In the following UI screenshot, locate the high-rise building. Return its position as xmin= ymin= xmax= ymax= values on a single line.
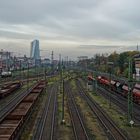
xmin=30 ymin=40 xmax=40 ymax=60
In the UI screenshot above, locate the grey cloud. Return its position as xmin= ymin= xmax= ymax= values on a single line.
xmin=79 ymin=45 xmax=124 ymax=50
xmin=0 ymin=0 xmax=139 ymax=41
xmin=77 ymin=45 xmax=138 ymax=58
xmin=0 ymin=0 xmax=101 ymax=24
xmin=0 ymin=0 xmax=140 ymax=59
xmin=0 ymin=30 xmax=34 ymax=40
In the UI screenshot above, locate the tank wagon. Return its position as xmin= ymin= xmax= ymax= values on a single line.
xmin=97 ymin=76 xmax=140 ymax=104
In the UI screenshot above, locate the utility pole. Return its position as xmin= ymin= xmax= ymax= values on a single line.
xmin=37 ymin=64 xmax=39 ymax=81
xmin=51 ymin=51 xmax=54 ymax=74
xmin=62 ymin=77 xmax=65 ymax=124
xmin=59 ymin=54 xmax=62 ymax=82
xmin=13 ymin=57 xmax=16 ymax=80
xmin=20 ymin=60 xmax=22 ymax=82
xmin=128 ymin=58 xmax=134 ymax=125
xmin=60 ymin=55 xmax=65 ymax=124
xmin=35 ymin=62 xmax=37 ymax=81
xmin=67 ymin=56 xmax=68 ymax=67
xmin=137 ymin=43 xmax=139 ymax=51
xmin=44 ymin=63 xmax=47 ymax=89
xmin=44 ymin=65 xmax=47 ymax=83
xmin=27 ymin=60 xmax=29 ymax=91
xmin=107 ymin=62 xmax=114 ymax=108
xmin=94 ymin=68 xmax=97 ymax=93
xmin=109 ymin=68 xmax=112 ymax=108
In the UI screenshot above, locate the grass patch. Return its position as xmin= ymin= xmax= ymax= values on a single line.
xmin=57 ymin=90 xmax=74 ymax=140
xmin=70 ymin=79 xmax=77 ymax=90
xmin=75 ymin=95 xmax=108 ymax=140
xmin=89 ymin=91 xmax=140 ymax=140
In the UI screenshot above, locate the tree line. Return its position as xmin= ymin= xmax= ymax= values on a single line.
xmin=78 ymin=51 xmax=139 ymax=77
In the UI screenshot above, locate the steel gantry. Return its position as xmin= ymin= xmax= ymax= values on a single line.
xmin=128 ymin=58 xmax=134 ymax=126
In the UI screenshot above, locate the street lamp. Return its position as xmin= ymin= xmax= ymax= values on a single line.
xmin=107 ymin=61 xmax=114 ymax=108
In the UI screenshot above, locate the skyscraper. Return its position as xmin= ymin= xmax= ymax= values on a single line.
xmin=30 ymin=40 xmax=40 ymax=60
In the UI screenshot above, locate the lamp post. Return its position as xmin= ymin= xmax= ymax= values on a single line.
xmin=107 ymin=61 xmax=114 ymax=108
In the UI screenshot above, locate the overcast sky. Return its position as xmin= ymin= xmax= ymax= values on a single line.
xmin=0 ymin=0 xmax=140 ymax=59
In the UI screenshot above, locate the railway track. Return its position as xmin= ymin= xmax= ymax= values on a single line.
xmin=0 ymin=82 xmax=22 ymax=100
xmin=0 ymin=80 xmax=45 ymax=139
xmin=0 ymin=73 xmax=58 ymax=86
xmin=76 ymin=79 xmax=128 ymax=140
xmin=65 ymin=81 xmax=90 ymax=140
xmin=0 ymin=82 xmax=38 ymax=122
xmin=81 ymin=77 xmax=140 ymax=123
xmin=32 ymin=84 xmax=58 ymax=140
xmin=97 ymin=84 xmax=140 ymax=123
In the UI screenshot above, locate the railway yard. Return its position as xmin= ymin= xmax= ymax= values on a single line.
xmin=0 ymin=71 xmax=140 ymax=140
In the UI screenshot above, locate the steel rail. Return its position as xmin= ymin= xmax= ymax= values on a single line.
xmin=0 ymin=82 xmax=38 ymax=122
xmin=76 ymin=79 xmax=128 ymax=140
xmin=33 ymin=84 xmax=58 ymax=140
xmin=65 ymin=81 xmax=90 ymax=140
xmin=97 ymin=86 xmax=140 ymax=123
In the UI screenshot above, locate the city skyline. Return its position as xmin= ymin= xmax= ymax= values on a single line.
xmin=0 ymin=0 xmax=140 ymax=59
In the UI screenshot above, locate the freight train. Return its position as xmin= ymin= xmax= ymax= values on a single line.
xmin=0 ymin=80 xmax=45 ymax=139
xmin=0 ymin=81 xmax=22 ymax=99
xmin=97 ymin=76 xmax=140 ymax=104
